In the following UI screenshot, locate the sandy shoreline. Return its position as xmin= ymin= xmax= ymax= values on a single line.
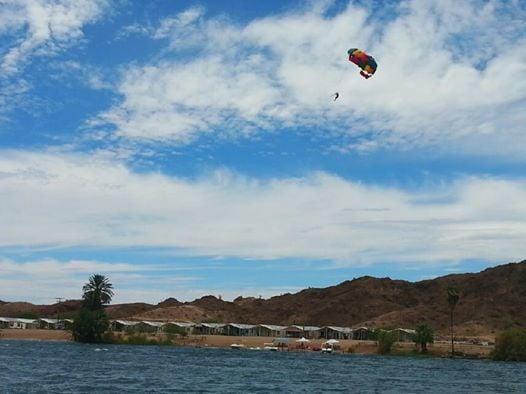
xmin=177 ymin=335 xmax=492 ymax=357
xmin=0 ymin=329 xmax=72 ymax=341
xmin=0 ymin=329 xmax=493 ymax=358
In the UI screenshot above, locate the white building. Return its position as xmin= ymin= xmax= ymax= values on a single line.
xmin=164 ymin=322 xmax=195 ymax=334
xmin=0 ymin=317 xmax=39 ymax=329
xmin=225 ymin=323 xmax=258 ymax=336
xmin=322 ymin=326 xmax=353 ymax=340
xmin=39 ymin=318 xmax=64 ymax=330
xmin=257 ymin=324 xmax=286 ymax=337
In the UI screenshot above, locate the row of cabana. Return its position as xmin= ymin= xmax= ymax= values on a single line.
xmin=109 ymin=320 xmax=417 ymax=342
xmin=0 ymin=317 xmax=73 ymax=330
xmin=0 ymin=316 xmax=417 ymax=342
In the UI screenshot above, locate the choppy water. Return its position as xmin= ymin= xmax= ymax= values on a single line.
xmin=1 ymin=340 xmax=525 ymax=393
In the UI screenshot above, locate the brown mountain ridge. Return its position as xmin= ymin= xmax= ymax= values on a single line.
xmin=1 ymin=260 xmax=525 ymax=336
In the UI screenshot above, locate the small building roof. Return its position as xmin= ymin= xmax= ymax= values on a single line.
xmin=353 ymin=326 xmax=371 ymax=332
xmin=324 ymin=326 xmax=353 ymax=334
xmin=284 ymin=326 xmax=301 ymax=330
xmin=227 ymin=323 xmax=256 ymax=330
xmin=112 ymin=320 xmax=139 ymax=326
xmin=259 ymin=324 xmax=286 ymax=331
xmin=39 ymin=318 xmax=60 ymax=324
xmin=291 ymin=325 xmax=320 ymax=331
xmin=392 ymin=328 xmax=416 ymax=334
xmin=167 ymin=322 xmax=195 ymax=328
xmin=198 ymin=323 xmax=225 ymax=329
xmin=15 ymin=318 xmax=38 ymax=324
xmin=141 ymin=321 xmax=165 ymax=327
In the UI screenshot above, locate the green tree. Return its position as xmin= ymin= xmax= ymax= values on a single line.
xmin=414 ymin=324 xmax=434 ymax=353
xmin=72 ymin=308 xmax=109 ymax=343
xmin=82 ymin=274 xmax=114 ymax=310
xmin=447 ymin=285 xmax=460 ymax=357
xmin=377 ymin=330 xmax=395 ymax=355
xmin=73 ymin=274 xmax=114 ymax=343
xmin=491 ymin=328 xmax=526 ymax=362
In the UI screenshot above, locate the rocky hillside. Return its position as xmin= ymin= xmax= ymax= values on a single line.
xmin=1 ymin=260 xmax=525 ymax=335
xmin=164 ymin=261 xmax=524 ymax=335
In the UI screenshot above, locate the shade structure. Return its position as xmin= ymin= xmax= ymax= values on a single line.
xmin=324 ymin=339 xmax=340 ymax=345
xmin=296 ymin=337 xmax=310 ymax=343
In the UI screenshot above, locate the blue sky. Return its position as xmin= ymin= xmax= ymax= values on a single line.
xmin=1 ymin=0 xmax=525 ymax=304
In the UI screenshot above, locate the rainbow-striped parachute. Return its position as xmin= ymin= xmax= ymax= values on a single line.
xmin=347 ymin=48 xmax=377 ymax=79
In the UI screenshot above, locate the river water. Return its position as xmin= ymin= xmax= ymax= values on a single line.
xmin=1 ymin=340 xmax=525 ymax=393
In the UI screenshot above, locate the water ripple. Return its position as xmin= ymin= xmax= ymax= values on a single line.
xmin=0 ymin=340 xmax=525 ymax=393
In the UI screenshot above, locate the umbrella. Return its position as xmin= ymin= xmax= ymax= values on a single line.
xmin=324 ymin=339 xmax=340 ymax=345
xmin=296 ymin=337 xmax=310 ymax=343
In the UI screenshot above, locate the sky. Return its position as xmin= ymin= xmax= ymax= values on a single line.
xmin=0 ymin=0 xmax=525 ymax=304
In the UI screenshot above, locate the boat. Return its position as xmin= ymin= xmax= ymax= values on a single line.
xmin=230 ymin=343 xmax=245 ymax=349
xmin=321 ymin=347 xmax=333 ymax=353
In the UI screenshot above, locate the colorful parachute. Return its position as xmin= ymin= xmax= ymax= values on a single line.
xmin=347 ymin=48 xmax=377 ymax=79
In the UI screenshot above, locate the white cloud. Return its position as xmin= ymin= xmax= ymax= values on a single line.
xmin=153 ymin=6 xmax=205 ymax=42
xmin=50 ymin=60 xmax=113 ymax=90
xmin=1 ymin=150 xmax=525 ymax=266
xmin=0 ymin=0 xmax=109 ymax=119
xmin=115 ymin=6 xmax=205 ymax=44
xmin=97 ymin=0 xmax=526 ymax=157
xmin=0 ymin=0 xmax=108 ymax=75
xmin=0 ymin=78 xmax=31 ymax=119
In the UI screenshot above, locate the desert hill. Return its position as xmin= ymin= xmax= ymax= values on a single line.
xmin=1 ymin=260 xmax=525 ymax=335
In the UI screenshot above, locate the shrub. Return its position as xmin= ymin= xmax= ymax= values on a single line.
xmin=491 ymin=328 xmax=526 ymax=362
xmin=414 ymin=324 xmax=434 ymax=353
xmin=369 ymin=329 xmax=379 ymax=341
xmin=377 ymin=330 xmax=396 ymax=355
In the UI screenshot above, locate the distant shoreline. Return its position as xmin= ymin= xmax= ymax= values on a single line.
xmin=0 ymin=329 xmax=492 ymax=359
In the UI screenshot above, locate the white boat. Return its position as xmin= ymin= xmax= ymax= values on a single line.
xmin=263 ymin=346 xmax=279 ymax=351
xmin=321 ymin=347 xmax=333 ymax=353
xmin=230 ymin=343 xmax=245 ymax=349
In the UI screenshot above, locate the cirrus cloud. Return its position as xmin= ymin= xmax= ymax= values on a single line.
xmin=0 ymin=0 xmax=109 ymax=75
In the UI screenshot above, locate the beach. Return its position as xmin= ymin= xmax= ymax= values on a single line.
xmin=0 ymin=329 xmax=72 ymax=341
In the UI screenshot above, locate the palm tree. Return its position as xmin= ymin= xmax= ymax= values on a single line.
xmin=447 ymin=286 xmax=460 ymax=357
xmin=82 ymin=274 xmax=114 ymax=310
